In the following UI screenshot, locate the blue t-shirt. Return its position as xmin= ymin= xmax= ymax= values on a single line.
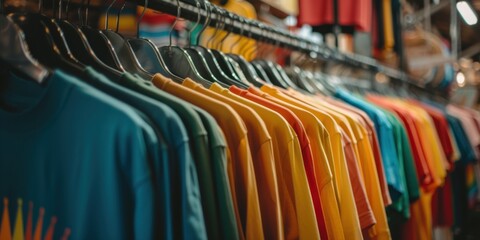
xmin=335 ymin=89 xmax=403 ymax=201
xmin=0 ymin=70 xmax=158 ymax=239
xmin=82 ymin=68 xmax=207 ymax=240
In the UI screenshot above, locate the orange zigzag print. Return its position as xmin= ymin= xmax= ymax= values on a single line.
xmin=0 ymin=198 xmax=71 ymax=240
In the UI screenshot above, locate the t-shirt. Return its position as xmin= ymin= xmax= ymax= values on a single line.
xmin=118 ymin=74 xmax=229 ymax=240
xmin=325 ymin=98 xmax=392 ymax=206
xmin=225 ymin=85 xmax=319 ymax=240
xmin=242 ymin=86 xmax=327 ymax=239
xmin=182 ymin=80 xmax=281 ymax=240
xmin=259 ymin=85 xmax=346 ymax=240
xmin=298 ymin=0 xmax=372 ymax=32
xmin=193 ymin=107 xmax=239 ymax=240
xmin=286 ymin=90 xmax=364 ymax=238
xmin=151 ymin=75 xmax=263 ymax=240
xmin=335 ymin=89 xmax=403 ymax=201
xmin=82 ymin=68 xmax=207 ymax=240
xmin=312 ymin=98 xmax=378 ymax=230
xmin=365 ymin=96 xmax=433 ymax=189
xmin=0 ymin=70 xmax=158 ymax=240
xmin=204 ymin=82 xmax=283 ymax=240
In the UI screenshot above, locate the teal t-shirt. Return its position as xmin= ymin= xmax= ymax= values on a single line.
xmin=335 ymin=89 xmax=403 ymax=201
xmin=81 ymin=68 xmax=207 ymax=240
xmin=0 ymin=70 xmax=158 ymax=239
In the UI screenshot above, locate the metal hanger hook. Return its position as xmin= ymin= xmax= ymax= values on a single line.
xmin=137 ymin=0 xmax=147 ymax=38
xmin=229 ymin=15 xmax=244 ymax=53
xmin=205 ymin=5 xmax=221 ymax=49
xmin=187 ymin=0 xmax=201 ymax=47
xmin=196 ymin=1 xmax=211 ymax=46
xmin=105 ymin=0 xmax=118 ymax=30
xmin=217 ymin=10 xmax=232 ymax=50
xmin=116 ymin=0 xmax=126 ymax=33
xmin=168 ymin=0 xmax=182 ymax=50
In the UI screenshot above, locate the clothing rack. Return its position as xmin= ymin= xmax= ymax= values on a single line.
xmin=133 ymin=0 xmax=448 ymax=99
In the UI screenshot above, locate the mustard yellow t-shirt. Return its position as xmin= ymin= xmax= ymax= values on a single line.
xmin=257 ymin=86 xmax=345 ymax=240
xmin=210 ymin=84 xmax=320 ymax=239
xmin=151 ymin=75 xmax=263 ymax=240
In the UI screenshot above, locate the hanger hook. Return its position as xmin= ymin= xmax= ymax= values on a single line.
xmin=187 ymin=0 xmax=201 ymax=47
xmin=229 ymin=15 xmax=243 ymax=53
xmin=85 ymin=0 xmax=91 ymax=26
xmin=196 ymin=1 xmax=211 ymax=46
xmin=105 ymin=0 xmax=117 ymax=30
xmin=239 ymin=19 xmax=254 ymax=58
xmin=78 ymin=0 xmax=85 ymax=26
xmin=246 ymin=22 xmax=262 ymax=60
xmin=205 ymin=5 xmax=221 ymax=49
xmin=137 ymin=0 xmax=147 ymax=38
xmin=116 ymin=0 xmax=126 ymax=33
xmin=66 ymin=0 xmax=72 ymax=20
xmin=168 ymin=0 xmax=181 ymax=50
xmin=217 ymin=10 xmax=232 ymax=50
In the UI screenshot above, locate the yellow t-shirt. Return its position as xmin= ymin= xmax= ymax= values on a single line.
xmin=258 ymin=86 xmax=345 ymax=240
xmin=151 ymin=75 xmax=263 ymax=240
xmin=267 ymin=87 xmax=362 ymax=240
xmin=209 ymin=84 xmax=320 ymax=239
xmin=181 ymin=79 xmax=280 ymax=239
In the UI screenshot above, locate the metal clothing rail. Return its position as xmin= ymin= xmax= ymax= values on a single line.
xmin=134 ymin=0 xmax=445 ymax=96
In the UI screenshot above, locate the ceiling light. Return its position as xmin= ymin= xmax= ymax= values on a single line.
xmin=456 ymin=1 xmax=478 ymax=25
xmin=456 ymin=72 xmax=466 ymax=87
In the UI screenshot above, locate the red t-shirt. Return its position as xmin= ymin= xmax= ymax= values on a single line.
xmin=297 ymin=0 xmax=372 ymax=32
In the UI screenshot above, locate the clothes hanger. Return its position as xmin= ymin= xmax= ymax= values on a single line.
xmin=226 ymin=18 xmax=265 ymax=87
xmin=38 ymin=0 xmax=82 ymax=67
xmin=156 ymin=0 xmax=213 ymax=87
xmin=102 ymin=0 xmax=152 ymax=79
xmin=0 ymin=15 xmax=50 ymax=83
xmin=79 ymin=0 xmax=124 ymax=71
xmin=124 ymin=0 xmax=181 ymax=80
xmin=191 ymin=2 xmax=248 ymax=88
xmin=218 ymin=15 xmax=250 ymax=84
xmin=182 ymin=0 xmax=228 ymax=87
xmin=213 ymin=13 xmax=250 ymax=85
xmin=208 ymin=9 xmax=243 ymax=82
xmin=56 ymin=0 xmax=121 ymax=79
xmin=9 ymin=0 xmax=84 ymax=76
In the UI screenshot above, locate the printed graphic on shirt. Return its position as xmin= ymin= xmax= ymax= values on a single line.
xmin=0 ymin=198 xmax=71 ymax=240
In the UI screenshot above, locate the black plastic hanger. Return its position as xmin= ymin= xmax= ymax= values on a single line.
xmin=9 ymin=9 xmax=84 ymax=76
xmin=0 ymin=15 xmax=50 ymax=83
xmin=182 ymin=0 xmax=227 ymax=87
xmin=190 ymin=3 xmax=248 ymax=88
xmin=156 ymin=0 xmax=212 ymax=87
xmin=253 ymin=60 xmax=290 ymax=89
xmin=285 ymin=67 xmax=316 ymax=94
xmin=102 ymin=0 xmax=151 ymax=79
xmin=208 ymin=9 xmax=242 ymax=82
xmin=56 ymin=0 xmax=121 ymax=79
xmin=273 ymin=62 xmax=301 ymax=89
xmin=79 ymin=0 xmax=124 ymax=71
